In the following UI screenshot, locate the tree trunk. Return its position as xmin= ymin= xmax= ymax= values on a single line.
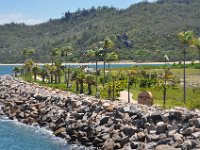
xmin=103 ymin=59 xmax=106 ymax=87
xmin=67 ymin=66 xmax=70 ymax=88
xmin=34 ymin=73 xmax=37 ymax=80
xmin=76 ymin=82 xmax=79 ymax=93
xmin=128 ymin=79 xmax=130 ymax=103
xmin=50 ymin=73 xmax=53 ymax=83
xmin=42 ymin=75 xmax=45 ymax=83
xmin=199 ymin=49 xmax=200 ymax=64
xmin=58 ymin=72 xmax=61 ymax=84
xmin=88 ymin=84 xmax=92 ymax=95
xmin=80 ymin=82 xmax=84 ymax=94
xmin=15 ymin=72 xmax=17 ymax=77
xmin=112 ymin=77 xmax=115 ymax=101
xmin=95 ymin=60 xmax=98 ymax=95
xmin=55 ymin=74 xmax=58 ymax=84
xmin=64 ymin=69 xmax=67 ymax=84
xmin=108 ymin=62 xmax=111 ymax=77
xmin=108 ymin=84 xmax=111 ymax=99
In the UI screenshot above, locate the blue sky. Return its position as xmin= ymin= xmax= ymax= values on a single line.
xmin=0 ymin=0 xmax=156 ymax=25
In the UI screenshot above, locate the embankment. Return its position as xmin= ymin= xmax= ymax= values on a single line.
xmin=0 ymin=75 xmax=200 ymax=150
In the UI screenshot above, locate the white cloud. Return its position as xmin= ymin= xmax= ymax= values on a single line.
xmin=0 ymin=12 xmax=44 ymax=25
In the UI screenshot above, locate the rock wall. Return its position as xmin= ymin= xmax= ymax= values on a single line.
xmin=1 ymin=75 xmax=200 ymax=150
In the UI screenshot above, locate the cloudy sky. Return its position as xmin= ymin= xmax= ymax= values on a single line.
xmin=0 ymin=0 xmax=156 ymax=25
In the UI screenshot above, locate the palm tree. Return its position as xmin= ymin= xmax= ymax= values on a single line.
xmin=84 ymin=74 xmax=96 ymax=95
xmin=191 ymin=37 xmax=200 ymax=64
xmin=77 ymin=72 xmax=85 ymax=94
xmin=72 ymin=70 xmax=79 ymax=93
xmin=40 ymin=68 xmax=49 ymax=83
xmin=49 ymin=65 xmax=57 ymax=83
xmin=22 ymin=48 xmax=35 ymax=74
xmin=13 ymin=66 xmax=20 ymax=77
xmin=71 ymin=69 xmax=84 ymax=93
xmin=111 ymin=73 xmax=117 ymax=101
xmin=106 ymin=52 xmax=118 ymax=99
xmin=32 ymin=64 xmax=40 ymax=80
xmin=49 ymin=48 xmax=61 ymax=83
xmin=177 ymin=31 xmax=194 ymax=104
xmin=54 ymin=61 xmax=62 ymax=84
xmin=24 ymin=59 xmax=35 ymax=74
xmin=43 ymin=64 xmax=51 ymax=83
xmin=87 ymin=48 xmax=102 ymax=96
xmin=19 ymin=66 xmax=25 ymax=75
xmin=61 ymin=46 xmax=73 ymax=87
xmin=106 ymin=52 xmax=118 ymax=75
xmin=51 ymin=48 xmax=61 ymax=65
xmin=101 ymin=38 xmax=115 ymax=87
xmin=22 ymin=48 xmax=35 ymax=61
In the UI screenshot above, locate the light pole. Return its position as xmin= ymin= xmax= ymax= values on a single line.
xmin=163 ymin=55 xmax=169 ymax=107
xmin=183 ymin=47 xmax=186 ymax=104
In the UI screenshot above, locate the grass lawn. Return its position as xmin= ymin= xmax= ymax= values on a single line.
xmin=20 ymin=66 xmax=200 ymax=110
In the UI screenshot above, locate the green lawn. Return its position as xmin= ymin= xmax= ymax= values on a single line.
xmin=20 ymin=67 xmax=200 ymax=110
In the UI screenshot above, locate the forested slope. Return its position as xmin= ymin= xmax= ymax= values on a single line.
xmin=0 ymin=0 xmax=200 ymax=63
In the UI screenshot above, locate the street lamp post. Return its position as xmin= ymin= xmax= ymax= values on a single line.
xmin=183 ymin=47 xmax=186 ymax=104
xmin=163 ymin=55 xmax=169 ymax=107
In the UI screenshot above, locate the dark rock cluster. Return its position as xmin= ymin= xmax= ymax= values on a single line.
xmin=1 ymin=75 xmax=200 ymax=150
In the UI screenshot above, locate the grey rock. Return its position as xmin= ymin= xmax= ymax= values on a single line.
xmin=172 ymin=133 xmax=183 ymax=143
xmin=74 ymin=113 xmax=84 ymax=120
xmin=113 ymin=143 xmax=121 ymax=149
xmin=156 ymin=121 xmax=167 ymax=133
xmin=122 ymin=126 xmax=137 ymax=137
xmin=111 ymin=133 xmax=122 ymax=142
xmin=123 ymin=106 xmax=130 ymax=113
xmin=181 ymin=140 xmax=193 ymax=150
xmin=183 ymin=126 xmax=194 ymax=135
xmin=120 ymin=136 xmax=129 ymax=147
xmin=155 ymin=144 xmax=181 ymax=150
xmin=99 ymin=116 xmax=109 ymax=125
xmin=192 ymin=131 xmax=200 ymax=138
xmin=137 ymin=132 xmax=146 ymax=142
xmin=103 ymin=139 xmax=115 ymax=150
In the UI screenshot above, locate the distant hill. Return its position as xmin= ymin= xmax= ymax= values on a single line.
xmin=0 ymin=0 xmax=200 ymax=63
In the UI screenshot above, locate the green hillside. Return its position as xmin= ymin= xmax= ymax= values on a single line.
xmin=0 ymin=0 xmax=200 ymax=63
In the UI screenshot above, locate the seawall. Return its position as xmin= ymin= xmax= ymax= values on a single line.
xmin=0 ymin=75 xmax=200 ymax=150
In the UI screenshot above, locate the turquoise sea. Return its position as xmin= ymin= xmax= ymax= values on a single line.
xmin=0 ymin=63 xmax=164 ymax=75
xmin=0 ymin=64 xmax=133 ymax=75
xmin=0 ymin=118 xmax=69 ymax=150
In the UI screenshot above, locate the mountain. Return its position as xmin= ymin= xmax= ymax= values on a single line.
xmin=0 ymin=0 xmax=200 ymax=63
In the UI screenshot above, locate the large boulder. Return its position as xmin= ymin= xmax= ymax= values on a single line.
xmin=138 ymin=91 xmax=153 ymax=106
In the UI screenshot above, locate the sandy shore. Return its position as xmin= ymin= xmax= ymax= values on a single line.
xmin=0 ymin=60 xmax=198 ymax=66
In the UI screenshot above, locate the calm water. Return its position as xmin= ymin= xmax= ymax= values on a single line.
xmin=0 ymin=118 xmax=69 ymax=150
xmin=0 ymin=63 xmax=164 ymax=75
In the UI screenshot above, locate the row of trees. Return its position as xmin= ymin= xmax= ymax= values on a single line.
xmin=13 ymin=37 xmax=120 ymax=99
xmin=13 ymin=31 xmax=199 ymax=105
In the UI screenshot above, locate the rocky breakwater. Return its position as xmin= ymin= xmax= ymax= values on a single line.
xmin=1 ymin=75 xmax=200 ymax=150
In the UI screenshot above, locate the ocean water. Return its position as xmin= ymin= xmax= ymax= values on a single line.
xmin=0 ymin=64 xmax=133 ymax=75
xmin=0 ymin=65 xmax=20 ymax=75
xmin=0 ymin=118 xmax=69 ymax=150
xmin=0 ymin=63 xmax=164 ymax=75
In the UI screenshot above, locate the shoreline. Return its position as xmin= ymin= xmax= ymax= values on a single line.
xmin=0 ymin=60 xmax=198 ymax=66
xmin=1 ymin=75 xmax=200 ymax=149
